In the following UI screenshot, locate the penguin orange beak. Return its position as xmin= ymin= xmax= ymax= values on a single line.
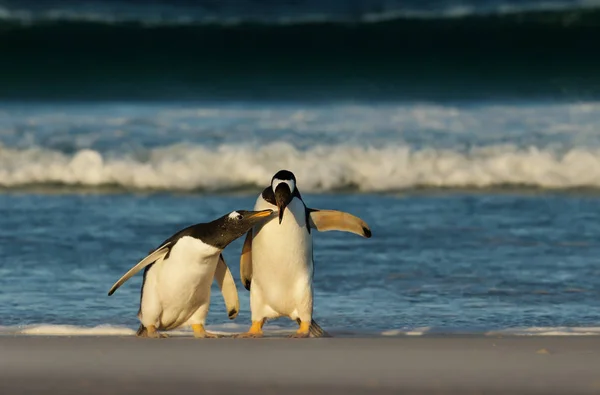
xmin=246 ymin=209 xmax=274 ymax=220
xmin=274 ymin=184 xmax=292 ymax=224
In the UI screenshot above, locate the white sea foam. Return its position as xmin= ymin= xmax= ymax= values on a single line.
xmin=2 ymin=101 xmax=600 ymax=192
xmin=381 ymin=327 xmax=600 ymax=336
xmin=382 ymin=327 xmax=600 ymax=337
xmin=486 ymin=327 xmax=600 ymax=336
xmin=2 ymin=143 xmax=600 ymax=192
xmin=381 ymin=327 xmax=432 ymax=336
xmin=2 ymin=324 xmax=600 ymax=337
xmin=0 ymin=323 xmax=291 ymax=337
xmin=0 ymin=324 xmax=137 ymax=336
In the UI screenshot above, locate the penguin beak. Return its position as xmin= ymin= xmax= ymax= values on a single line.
xmin=274 ymin=184 xmax=292 ymax=224
xmin=245 ymin=209 xmax=275 ymax=221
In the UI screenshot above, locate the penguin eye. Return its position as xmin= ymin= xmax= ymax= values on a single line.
xmin=236 ymin=214 xmax=243 ymax=220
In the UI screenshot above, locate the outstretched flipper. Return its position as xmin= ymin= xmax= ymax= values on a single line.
xmin=107 ymin=242 xmax=172 ymax=296
xmin=240 ymin=230 xmax=253 ymax=291
xmin=214 ymin=254 xmax=240 ymax=319
xmin=308 ymin=209 xmax=372 ymax=238
xmin=240 ymin=210 xmax=370 ymax=291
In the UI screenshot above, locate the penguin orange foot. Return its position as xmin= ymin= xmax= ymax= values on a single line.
xmin=236 ymin=320 xmax=265 ymax=338
xmin=137 ymin=325 xmax=169 ymax=339
xmin=192 ymin=324 xmax=221 ymax=338
xmin=288 ymin=320 xmax=311 ymax=338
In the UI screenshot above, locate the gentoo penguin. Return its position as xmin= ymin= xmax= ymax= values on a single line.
xmin=237 ymin=170 xmax=372 ymax=338
xmin=108 ymin=209 xmax=275 ymax=339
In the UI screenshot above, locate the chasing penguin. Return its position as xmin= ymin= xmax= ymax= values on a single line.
xmin=108 ymin=209 xmax=275 ymax=338
xmin=237 ymin=170 xmax=372 ymax=338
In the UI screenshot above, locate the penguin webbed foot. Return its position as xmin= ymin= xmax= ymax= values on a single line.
xmin=290 ymin=319 xmax=332 ymax=338
xmin=235 ymin=320 xmax=265 ymax=338
xmin=289 ymin=319 xmax=311 ymax=338
xmin=136 ymin=325 xmax=169 ymax=339
xmin=192 ymin=324 xmax=222 ymax=339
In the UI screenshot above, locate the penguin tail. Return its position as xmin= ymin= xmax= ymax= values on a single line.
xmin=136 ymin=324 xmax=147 ymax=337
xmin=309 ymin=319 xmax=332 ymax=338
xmin=295 ymin=318 xmax=331 ymax=338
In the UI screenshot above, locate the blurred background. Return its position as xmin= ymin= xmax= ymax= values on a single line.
xmin=0 ymin=0 xmax=599 ymax=335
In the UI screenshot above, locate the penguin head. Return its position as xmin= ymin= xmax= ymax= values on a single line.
xmin=210 ymin=209 xmax=275 ymax=249
xmin=271 ymin=170 xmax=297 ymax=224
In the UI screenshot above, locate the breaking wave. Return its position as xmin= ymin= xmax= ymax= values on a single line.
xmin=0 ymin=0 xmax=600 ymax=25
xmin=2 ymin=143 xmax=600 ymax=192
xmin=2 ymin=3 xmax=600 ymax=101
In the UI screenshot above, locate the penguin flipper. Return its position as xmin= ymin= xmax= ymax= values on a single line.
xmin=214 ymin=254 xmax=240 ymax=320
xmin=107 ymin=242 xmax=171 ymax=296
xmin=240 ymin=230 xmax=253 ymax=291
xmin=308 ymin=209 xmax=372 ymax=238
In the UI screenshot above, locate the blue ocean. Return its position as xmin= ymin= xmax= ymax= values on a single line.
xmin=1 ymin=0 xmax=600 ymax=337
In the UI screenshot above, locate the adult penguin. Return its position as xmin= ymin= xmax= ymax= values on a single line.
xmin=108 ymin=209 xmax=274 ymax=338
xmin=238 ymin=170 xmax=372 ymax=338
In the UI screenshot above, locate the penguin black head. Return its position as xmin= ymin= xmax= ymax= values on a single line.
xmin=207 ymin=209 xmax=275 ymax=249
xmin=271 ymin=170 xmax=297 ymax=224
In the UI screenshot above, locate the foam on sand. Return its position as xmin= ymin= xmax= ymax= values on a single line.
xmin=0 ymin=323 xmax=291 ymax=337
xmin=486 ymin=327 xmax=600 ymax=336
xmin=0 ymin=324 xmax=137 ymax=336
xmin=3 ymin=324 xmax=600 ymax=337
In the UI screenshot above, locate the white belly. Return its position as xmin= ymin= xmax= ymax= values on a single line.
xmin=140 ymin=236 xmax=220 ymax=330
xmin=251 ymin=196 xmax=313 ymax=318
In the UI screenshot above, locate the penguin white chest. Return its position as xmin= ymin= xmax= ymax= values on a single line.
xmin=252 ymin=197 xmax=313 ymax=317
xmin=143 ymin=236 xmax=221 ymax=329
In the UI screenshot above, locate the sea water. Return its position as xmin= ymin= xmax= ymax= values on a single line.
xmin=1 ymin=0 xmax=600 ymax=336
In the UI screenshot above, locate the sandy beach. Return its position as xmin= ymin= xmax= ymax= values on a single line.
xmin=1 ymin=335 xmax=599 ymax=395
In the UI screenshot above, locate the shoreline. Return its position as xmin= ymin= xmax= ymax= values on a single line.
xmin=3 ymin=323 xmax=600 ymax=337
xmin=1 ymin=336 xmax=599 ymax=394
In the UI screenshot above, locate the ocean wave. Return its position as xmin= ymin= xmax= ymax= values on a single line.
xmin=2 ymin=3 xmax=600 ymax=101
xmin=0 ymin=1 xmax=599 ymax=25
xmin=2 ymin=143 xmax=600 ymax=193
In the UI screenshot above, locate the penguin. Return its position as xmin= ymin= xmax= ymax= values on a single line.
xmin=107 ymin=209 xmax=275 ymax=339
xmin=237 ymin=170 xmax=372 ymax=338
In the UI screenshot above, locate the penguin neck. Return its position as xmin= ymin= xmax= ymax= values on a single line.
xmin=279 ymin=197 xmax=308 ymax=228
xmin=261 ymin=185 xmax=303 ymax=207
xmin=177 ymin=236 xmax=222 ymax=259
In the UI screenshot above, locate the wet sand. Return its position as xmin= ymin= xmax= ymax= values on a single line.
xmin=1 ymin=336 xmax=599 ymax=395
